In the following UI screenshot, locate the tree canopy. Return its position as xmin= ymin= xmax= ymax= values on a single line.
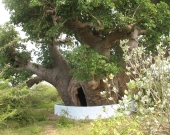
xmin=0 ymin=23 xmax=32 ymax=85
xmin=1 ymin=0 xmax=170 ymax=82
xmin=4 ymin=0 xmax=170 ymax=42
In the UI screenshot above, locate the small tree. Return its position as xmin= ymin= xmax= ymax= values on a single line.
xmin=90 ymin=44 xmax=170 ymax=135
xmin=121 ymin=44 xmax=170 ymax=134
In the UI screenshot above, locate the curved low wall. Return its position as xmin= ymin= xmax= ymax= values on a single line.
xmin=54 ymin=104 xmax=120 ymax=120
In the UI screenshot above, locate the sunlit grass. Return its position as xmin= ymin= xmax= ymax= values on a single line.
xmin=0 ymin=82 xmax=92 ymax=135
xmin=1 ymin=82 xmax=166 ymax=135
xmin=0 ymin=122 xmax=47 ymax=135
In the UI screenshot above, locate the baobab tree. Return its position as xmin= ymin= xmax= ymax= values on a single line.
xmin=0 ymin=0 xmax=170 ymax=106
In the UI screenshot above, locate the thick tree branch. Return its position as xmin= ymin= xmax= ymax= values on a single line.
xmin=6 ymin=49 xmax=31 ymax=70
xmin=138 ymin=29 xmax=147 ymax=35
xmin=64 ymin=17 xmax=112 ymax=57
xmin=72 ymin=16 xmax=94 ymax=29
xmin=39 ymin=38 xmax=71 ymax=44
xmin=88 ymin=13 xmax=104 ymax=30
xmin=127 ymin=27 xmax=139 ymax=49
xmin=54 ymin=38 xmax=71 ymax=44
xmin=24 ymin=56 xmax=73 ymax=105
xmin=106 ymin=18 xmax=146 ymax=45
xmin=43 ymin=1 xmax=60 ymax=26
xmin=106 ymin=30 xmax=127 ymax=44
xmin=17 ymin=38 xmax=71 ymax=85
xmin=125 ymin=18 xmax=144 ymax=33
xmin=78 ymin=22 xmax=94 ymax=28
xmin=48 ymin=38 xmax=71 ymax=70
xmin=68 ymin=17 xmax=104 ymax=47
xmin=26 ymin=76 xmax=44 ymax=87
xmin=24 ymin=62 xmax=53 ymax=78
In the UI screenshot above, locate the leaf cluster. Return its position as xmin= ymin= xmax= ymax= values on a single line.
xmin=121 ymin=44 xmax=170 ymax=134
xmin=0 ymin=23 xmax=32 ymax=84
xmin=66 ymin=45 xmax=121 ymax=81
xmin=0 ymin=80 xmax=34 ymax=125
xmin=0 ymin=80 xmax=60 ymax=127
xmin=1 ymin=0 xmax=170 ymax=84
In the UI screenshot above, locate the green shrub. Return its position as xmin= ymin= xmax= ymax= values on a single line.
xmin=91 ymin=114 xmax=144 ymax=135
xmin=121 ymin=44 xmax=170 ymax=134
xmin=91 ymin=44 xmax=170 ymax=135
xmin=55 ymin=116 xmax=75 ymax=128
xmin=30 ymin=83 xmax=62 ymax=108
xmin=0 ymin=81 xmax=36 ymax=126
xmin=66 ymin=45 xmax=121 ymax=81
xmin=0 ymin=80 xmax=60 ymax=127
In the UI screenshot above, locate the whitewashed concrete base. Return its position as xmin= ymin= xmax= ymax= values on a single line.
xmin=54 ymin=104 xmax=120 ymax=120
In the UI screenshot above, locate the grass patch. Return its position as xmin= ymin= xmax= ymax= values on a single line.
xmin=0 ymin=122 xmax=47 ymax=135
xmin=0 ymin=81 xmax=159 ymax=135
xmin=55 ymin=117 xmax=93 ymax=135
xmin=0 ymin=82 xmax=93 ymax=135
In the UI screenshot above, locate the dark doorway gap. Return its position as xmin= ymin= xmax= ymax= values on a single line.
xmin=77 ymin=87 xmax=87 ymax=106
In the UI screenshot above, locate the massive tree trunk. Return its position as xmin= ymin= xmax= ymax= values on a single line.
xmin=24 ymin=36 xmax=130 ymax=106
xmin=26 ymin=65 xmax=129 ymax=106
xmin=67 ymin=72 xmax=129 ymax=106
xmin=3 ymin=0 xmax=169 ymax=107
xmin=14 ymin=16 xmax=146 ymax=106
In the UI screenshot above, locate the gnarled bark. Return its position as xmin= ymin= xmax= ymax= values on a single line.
xmin=9 ymin=13 xmax=147 ymax=106
xmin=23 ymin=25 xmax=145 ymax=106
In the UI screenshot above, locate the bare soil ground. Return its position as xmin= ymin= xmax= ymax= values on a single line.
xmin=41 ymin=114 xmax=59 ymax=135
xmin=41 ymin=123 xmax=58 ymax=135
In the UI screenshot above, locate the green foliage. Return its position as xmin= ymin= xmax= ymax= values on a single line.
xmin=120 ymin=44 xmax=170 ymax=134
xmin=3 ymin=0 xmax=170 ymax=47
xmin=31 ymin=83 xmax=62 ymax=106
xmin=35 ymin=43 xmax=55 ymax=68
xmin=0 ymin=81 xmax=35 ymax=126
xmin=29 ymin=0 xmax=43 ymax=7
xmin=0 ymin=80 xmax=93 ymax=135
xmin=91 ymin=44 xmax=170 ymax=135
xmin=0 ymin=80 xmax=60 ymax=127
xmin=0 ymin=0 xmax=170 ymax=91
xmin=55 ymin=116 xmax=75 ymax=128
xmin=91 ymin=115 xmax=144 ymax=135
xmin=66 ymin=45 xmax=121 ymax=81
xmin=0 ymin=23 xmax=32 ymax=84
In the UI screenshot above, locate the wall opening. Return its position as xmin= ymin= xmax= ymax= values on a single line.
xmin=77 ymin=87 xmax=87 ymax=106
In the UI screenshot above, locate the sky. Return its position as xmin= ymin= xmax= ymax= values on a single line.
xmin=0 ymin=1 xmax=27 ymax=38
xmin=0 ymin=1 xmax=38 ymax=61
xmin=0 ymin=1 xmax=61 ymax=85
xmin=0 ymin=1 xmax=10 ymax=24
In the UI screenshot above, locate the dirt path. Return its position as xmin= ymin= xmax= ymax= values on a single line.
xmin=41 ymin=114 xmax=60 ymax=135
xmin=41 ymin=123 xmax=58 ymax=135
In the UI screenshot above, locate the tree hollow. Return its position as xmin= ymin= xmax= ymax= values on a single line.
xmin=77 ymin=87 xmax=87 ymax=106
